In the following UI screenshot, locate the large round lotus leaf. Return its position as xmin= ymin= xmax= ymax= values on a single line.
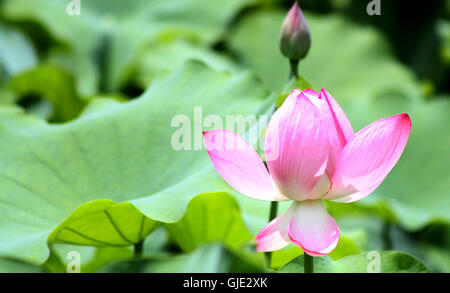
xmin=0 ymin=61 xmax=271 ymax=264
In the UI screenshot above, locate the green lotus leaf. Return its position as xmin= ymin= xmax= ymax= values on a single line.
xmin=1 ymin=0 xmax=253 ymax=93
xmin=43 ymin=227 xmax=169 ymax=273
xmin=0 ymin=257 xmax=46 ymax=273
xmin=134 ymin=40 xmax=241 ymax=88
xmin=43 ymin=245 xmax=133 ymax=273
xmin=100 ymin=244 xmax=267 ymax=273
xmin=48 ymin=200 xmax=159 ymax=247
xmin=165 ymin=193 xmax=253 ymax=252
xmin=279 ymin=251 xmax=429 ymax=273
xmin=0 ymin=61 xmax=270 ymax=264
xmin=0 ymin=23 xmax=37 ymax=77
xmin=5 ymin=65 xmax=86 ymax=122
xmin=270 ymin=234 xmax=361 ymax=270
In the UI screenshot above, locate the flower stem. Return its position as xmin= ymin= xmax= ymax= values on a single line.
xmin=304 ymin=253 xmax=314 ymax=273
xmin=382 ymin=221 xmax=393 ymax=250
xmin=134 ymin=240 xmax=144 ymax=257
xmin=289 ymin=59 xmax=299 ymax=80
xmin=269 ymin=201 xmax=279 ymax=222
xmin=265 ymin=201 xmax=279 ymax=267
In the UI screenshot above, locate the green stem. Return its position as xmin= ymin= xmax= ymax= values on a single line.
xmin=134 ymin=240 xmax=144 ymax=258
xmin=265 ymin=201 xmax=279 ymax=267
xmin=382 ymin=221 xmax=392 ymax=250
xmin=269 ymin=201 xmax=279 ymax=222
xmin=304 ymin=253 xmax=314 ymax=273
xmin=289 ymin=59 xmax=299 ymax=80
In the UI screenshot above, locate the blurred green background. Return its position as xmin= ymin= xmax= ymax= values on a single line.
xmin=0 ymin=0 xmax=448 ymax=273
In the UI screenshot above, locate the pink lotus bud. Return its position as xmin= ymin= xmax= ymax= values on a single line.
xmin=280 ymin=1 xmax=311 ymax=61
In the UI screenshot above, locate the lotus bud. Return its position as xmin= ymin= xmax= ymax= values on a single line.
xmin=280 ymin=1 xmax=311 ymax=61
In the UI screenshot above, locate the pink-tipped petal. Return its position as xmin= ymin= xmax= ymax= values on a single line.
xmin=287 ymin=201 xmax=340 ymax=256
xmin=265 ymin=90 xmax=330 ymax=201
xmin=203 ymin=129 xmax=288 ymax=201
xmin=255 ymin=204 xmax=297 ymax=252
xmin=319 ymin=89 xmax=354 ymax=177
xmin=319 ymin=89 xmax=354 ymax=144
xmin=302 ymin=88 xmax=319 ymax=99
xmin=326 ymin=113 xmax=412 ymax=202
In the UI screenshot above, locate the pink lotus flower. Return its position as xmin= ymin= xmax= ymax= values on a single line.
xmin=203 ymin=89 xmax=411 ymax=256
